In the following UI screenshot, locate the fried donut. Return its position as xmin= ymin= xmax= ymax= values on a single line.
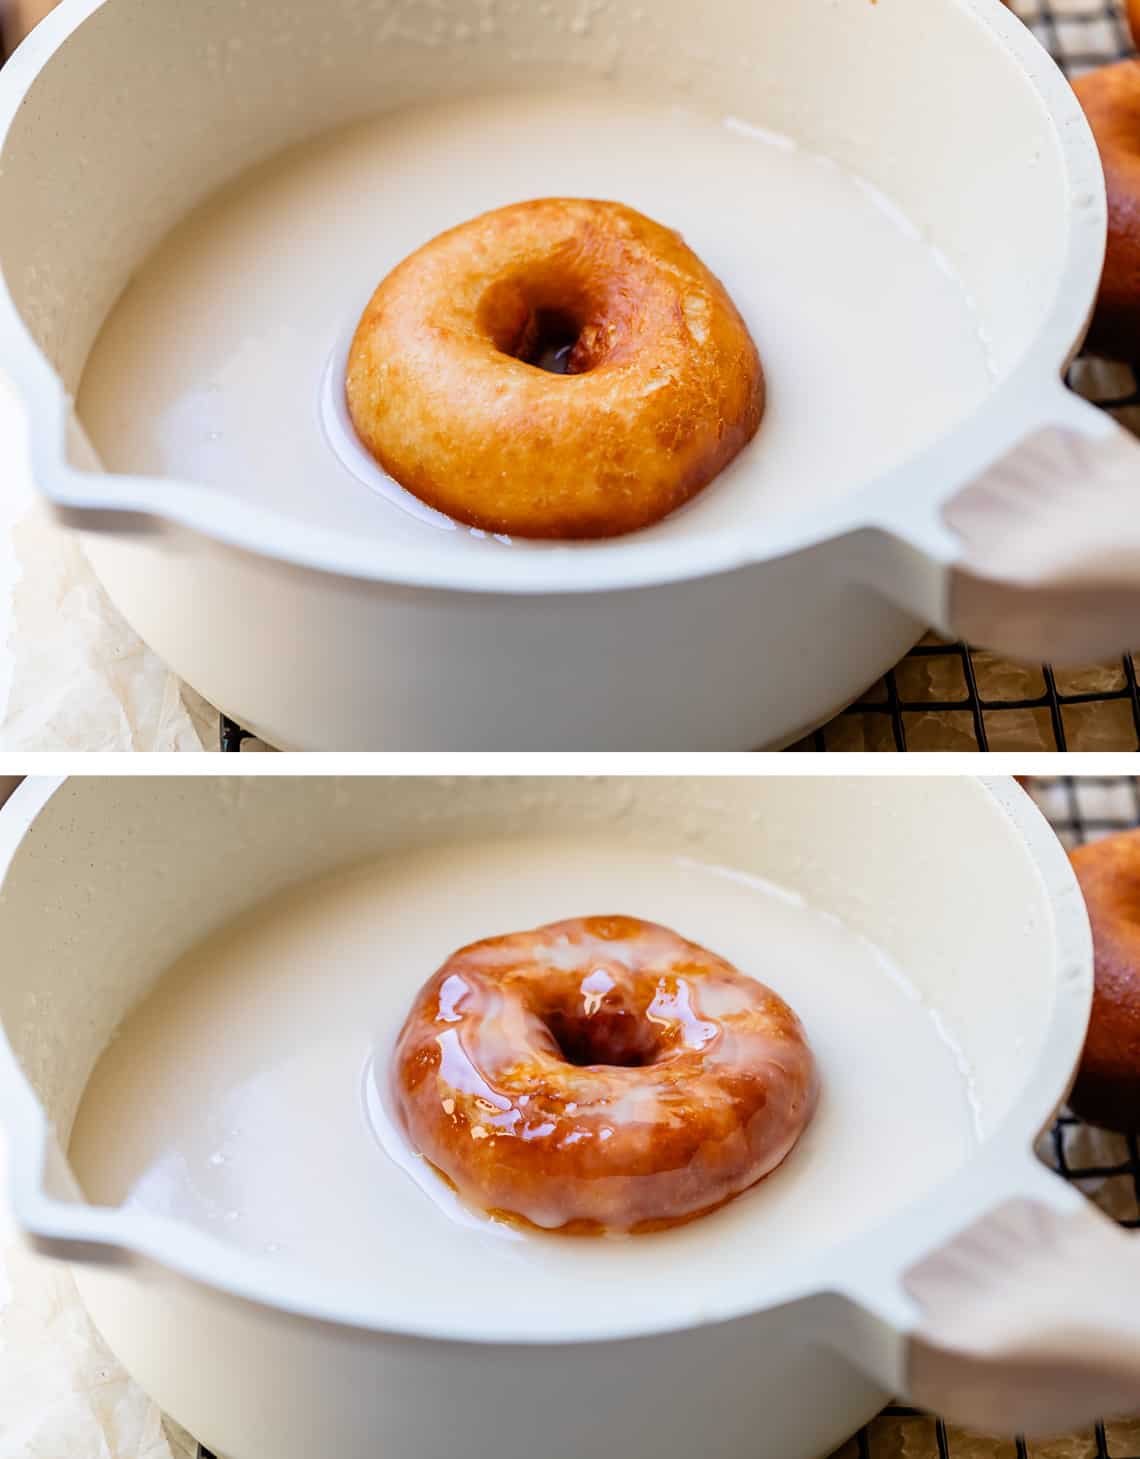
xmin=1069 ymin=830 xmax=1140 ymax=1132
xmin=392 ymin=915 xmax=818 ymax=1233
xmin=346 ymin=199 xmax=764 ymax=539
xmin=1073 ymin=63 xmax=1140 ymax=361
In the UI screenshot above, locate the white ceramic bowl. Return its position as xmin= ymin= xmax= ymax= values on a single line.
xmin=4 ymin=775 xmax=1135 ymax=1459
xmin=2 ymin=0 xmax=1139 ymax=748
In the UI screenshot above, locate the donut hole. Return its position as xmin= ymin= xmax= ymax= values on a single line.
xmin=520 ymin=308 xmax=582 ymax=375
xmin=543 ymin=1008 xmax=661 ymax=1068
xmin=477 ymin=277 xmax=603 ymax=376
xmin=500 ymin=303 xmax=589 ymax=376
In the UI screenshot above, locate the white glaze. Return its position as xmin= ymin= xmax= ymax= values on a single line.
xmin=70 ymin=836 xmax=978 ymax=1338
xmin=76 ymin=90 xmax=995 ymax=553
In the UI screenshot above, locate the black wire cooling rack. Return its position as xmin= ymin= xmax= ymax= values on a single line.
xmin=797 ymin=643 xmax=1140 ymax=754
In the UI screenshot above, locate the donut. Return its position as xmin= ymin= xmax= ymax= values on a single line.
xmin=1069 ymin=829 xmax=1140 ymax=1132
xmin=1128 ymin=0 xmax=1140 ymax=53
xmin=346 ymin=199 xmax=764 ymax=539
xmin=392 ymin=914 xmax=818 ymax=1233
xmin=1073 ymin=63 xmax=1140 ymax=362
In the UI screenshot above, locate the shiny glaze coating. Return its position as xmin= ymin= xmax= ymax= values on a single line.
xmin=1073 ymin=63 xmax=1140 ymax=362
xmin=345 ymin=199 xmax=764 ymax=539
xmin=392 ymin=915 xmax=818 ymax=1232
xmin=1069 ymin=831 xmax=1140 ymax=1132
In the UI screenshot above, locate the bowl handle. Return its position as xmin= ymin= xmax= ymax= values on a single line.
xmin=904 ymin=1185 xmax=1140 ymax=1434
xmin=831 ymin=1158 xmax=1140 ymax=1436
xmin=868 ymin=394 xmax=1140 ymax=664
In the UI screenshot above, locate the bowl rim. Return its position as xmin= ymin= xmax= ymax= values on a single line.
xmin=0 ymin=774 xmax=1094 ymax=1347
xmin=0 ymin=0 xmax=1108 ymax=595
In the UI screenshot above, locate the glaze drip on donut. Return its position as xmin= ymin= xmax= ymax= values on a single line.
xmin=392 ymin=915 xmax=818 ymax=1233
xmin=346 ymin=199 xmax=765 ymax=539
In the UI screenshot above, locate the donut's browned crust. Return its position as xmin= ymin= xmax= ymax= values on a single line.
xmin=346 ymin=199 xmax=765 ymax=539
xmin=1069 ymin=831 xmax=1140 ymax=1132
xmin=1073 ymin=63 xmax=1140 ymax=362
xmin=392 ymin=915 xmax=818 ymax=1233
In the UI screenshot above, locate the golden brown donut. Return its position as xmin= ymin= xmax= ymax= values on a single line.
xmin=1073 ymin=63 xmax=1140 ymax=361
xmin=392 ymin=915 xmax=818 ymax=1232
xmin=1069 ymin=830 xmax=1140 ymax=1131
xmin=1128 ymin=0 xmax=1140 ymax=54
xmin=346 ymin=199 xmax=764 ymax=539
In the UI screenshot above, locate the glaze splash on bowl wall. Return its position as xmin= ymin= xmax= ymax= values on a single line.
xmin=1 ymin=0 xmax=1136 ymax=748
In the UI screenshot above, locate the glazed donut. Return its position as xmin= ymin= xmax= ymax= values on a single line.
xmin=392 ymin=915 xmax=818 ymax=1233
xmin=1069 ymin=830 xmax=1140 ymax=1132
xmin=1073 ymin=63 xmax=1140 ymax=361
xmin=346 ymin=199 xmax=764 ymax=539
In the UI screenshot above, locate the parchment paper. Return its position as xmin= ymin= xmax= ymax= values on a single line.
xmin=0 ymin=376 xmax=212 ymax=752
xmin=0 ymin=1185 xmax=187 ymax=1459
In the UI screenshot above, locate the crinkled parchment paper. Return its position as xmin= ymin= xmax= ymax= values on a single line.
xmin=0 ymin=1171 xmax=189 ymax=1459
xmin=0 ymin=376 xmax=212 ymax=751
